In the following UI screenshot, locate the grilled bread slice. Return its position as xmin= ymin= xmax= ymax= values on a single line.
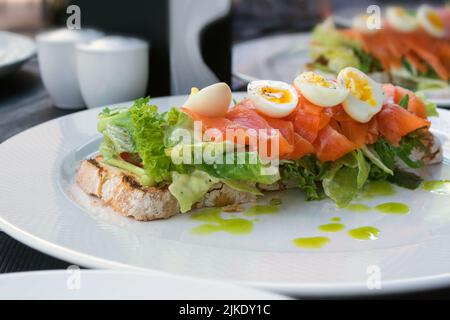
xmin=76 ymin=156 xmax=256 ymax=221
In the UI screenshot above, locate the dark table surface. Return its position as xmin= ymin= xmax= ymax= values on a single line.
xmin=2 ymin=58 xmax=450 ymax=299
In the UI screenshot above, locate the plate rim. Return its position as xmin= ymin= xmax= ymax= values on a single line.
xmin=0 ymin=270 xmax=288 ymax=300
xmin=3 ymin=212 xmax=450 ymax=297
xmin=0 ymin=31 xmax=36 ymax=70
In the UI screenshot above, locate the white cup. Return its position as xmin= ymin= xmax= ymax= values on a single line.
xmin=76 ymin=36 xmax=149 ymax=108
xmin=36 ymin=28 xmax=103 ymax=109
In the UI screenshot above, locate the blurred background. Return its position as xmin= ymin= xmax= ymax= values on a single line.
xmin=0 ymin=0 xmax=447 ymax=96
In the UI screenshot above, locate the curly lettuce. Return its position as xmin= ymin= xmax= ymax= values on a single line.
xmin=129 ymin=98 xmax=176 ymax=184
xmin=310 ymin=19 xmax=381 ymax=74
xmin=322 ymin=150 xmax=370 ymax=208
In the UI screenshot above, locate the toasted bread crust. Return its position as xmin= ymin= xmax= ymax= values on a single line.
xmin=76 ymin=157 xmax=256 ymax=221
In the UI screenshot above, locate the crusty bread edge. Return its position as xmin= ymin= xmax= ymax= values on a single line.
xmin=76 ymin=157 xmax=256 ymax=221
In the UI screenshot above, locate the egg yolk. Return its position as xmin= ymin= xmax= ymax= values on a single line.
xmin=302 ymin=72 xmax=333 ymax=88
xmin=393 ymin=6 xmax=407 ymax=17
xmin=342 ymin=71 xmax=377 ymax=107
xmin=427 ymin=11 xmax=443 ymax=31
xmin=260 ymin=87 xmax=292 ymax=104
xmin=190 ymin=87 xmax=200 ymax=95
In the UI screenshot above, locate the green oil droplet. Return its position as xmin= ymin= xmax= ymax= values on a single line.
xmin=422 ymin=180 xmax=450 ymax=195
xmin=362 ymin=181 xmax=396 ymax=198
xmin=330 ymin=217 xmax=341 ymax=222
xmin=244 ymin=205 xmax=279 ymax=216
xmin=191 ymin=208 xmax=253 ymax=235
xmin=375 ymin=202 xmax=409 ymax=215
xmin=348 ymin=226 xmax=380 ymax=240
xmin=292 ymin=237 xmax=330 ymax=249
xmin=347 ymin=203 xmax=371 ymax=212
xmin=318 ymin=223 xmax=345 ymax=233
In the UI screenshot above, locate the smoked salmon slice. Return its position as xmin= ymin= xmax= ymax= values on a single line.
xmin=293 ymin=97 xmax=332 ymax=143
xmin=226 ymin=103 xmax=294 ymax=157
xmin=285 ymin=133 xmax=315 ymax=160
xmin=383 ymin=84 xmax=428 ymax=118
xmin=264 ymin=117 xmax=295 ymax=145
xmin=339 ymin=120 xmax=368 ymax=148
xmin=343 ymin=27 xmax=450 ymax=81
xmin=313 ymin=125 xmax=356 ymax=162
xmin=376 ymin=104 xmax=430 ymax=145
xmin=182 ymin=86 xmax=431 ymax=163
xmin=365 ymin=116 xmax=379 ymax=145
xmin=181 ymin=107 xmax=231 ymax=133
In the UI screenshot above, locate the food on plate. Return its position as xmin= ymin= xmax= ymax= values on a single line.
xmin=293 ymin=72 xmax=348 ymax=107
xmin=308 ymin=5 xmax=450 ymax=91
xmin=76 ymin=156 xmax=255 ymax=221
xmin=183 ymin=82 xmax=232 ymax=117
xmin=247 ymin=80 xmax=298 ymax=117
xmin=76 ymin=68 xmax=441 ymax=221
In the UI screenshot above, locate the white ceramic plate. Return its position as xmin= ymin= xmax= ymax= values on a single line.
xmin=0 ymin=269 xmax=287 ymax=300
xmin=232 ymin=33 xmax=311 ymax=85
xmin=0 ymin=31 xmax=36 ymax=78
xmin=2 ymin=94 xmax=450 ymax=297
xmin=232 ymin=32 xmax=450 ymax=107
xmin=0 ymin=270 xmax=286 ymax=300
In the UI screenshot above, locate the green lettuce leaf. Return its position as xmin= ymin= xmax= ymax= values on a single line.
xmin=104 ymin=124 xmax=136 ymax=154
xmin=129 ymin=97 xmax=173 ymax=185
xmin=280 ymin=156 xmax=329 ymax=201
xmin=398 ymin=94 xmax=409 ymax=109
xmin=322 ymin=150 xmax=370 ymax=208
xmin=97 ymin=107 xmax=132 ymax=133
xmin=164 ymin=109 xmax=195 ymax=148
xmin=97 ymin=107 xmax=135 ymax=159
xmin=361 ymin=145 xmax=394 ymax=175
xmin=373 ymin=134 xmax=425 ymax=170
xmin=387 ymin=168 xmax=423 ymax=190
xmin=102 ymin=158 xmax=154 ymax=186
xmin=323 ymin=165 xmax=359 ymax=208
xmin=415 ymin=92 xmax=439 ymax=117
xmin=310 ymin=18 xmax=381 ymax=73
xmin=194 ymin=152 xmax=279 ymax=185
xmin=221 ymin=179 xmax=263 ymax=195
xmin=168 ymin=170 xmax=218 ymax=213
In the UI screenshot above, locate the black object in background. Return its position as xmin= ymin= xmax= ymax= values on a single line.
xmin=69 ymin=0 xmax=232 ymax=96
xmin=71 ymin=0 xmax=170 ymax=97
xmin=200 ymin=13 xmax=232 ymax=87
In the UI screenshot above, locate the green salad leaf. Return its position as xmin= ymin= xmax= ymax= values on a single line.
xmin=415 ymin=92 xmax=439 ymax=117
xmin=194 ymin=152 xmax=279 ymax=185
xmin=323 ymin=165 xmax=359 ymax=208
xmin=97 ymin=107 xmax=132 ymax=134
xmin=361 ymin=145 xmax=394 ymax=176
xmin=322 ymin=150 xmax=370 ymax=208
xmin=398 ymin=94 xmax=409 ymax=109
xmin=369 ymin=131 xmax=427 ymax=189
xmin=129 ymin=97 xmax=173 ymax=185
xmin=387 ymin=168 xmax=423 ymax=190
xmin=221 ymin=179 xmax=263 ymax=195
xmin=164 ymin=109 xmax=194 ymax=148
xmin=310 ymin=19 xmax=381 ymax=74
xmin=169 ymin=170 xmax=218 ymax=213
xmin=280 ymin=156 xmax=329 ymax=201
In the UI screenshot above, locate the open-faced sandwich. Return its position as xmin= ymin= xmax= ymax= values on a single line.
xmin=77 ymin=67 xmax=441 ymax=221
xmin=309 ymin=5 xmax=450 ymax=91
